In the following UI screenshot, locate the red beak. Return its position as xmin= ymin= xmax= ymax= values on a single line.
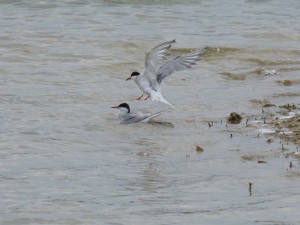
xmin=126 ymin=76 xmax=131 ymax=81
xmin=111 ymin=106 xmax=119 ymax=109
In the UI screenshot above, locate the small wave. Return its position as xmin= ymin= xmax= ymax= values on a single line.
xmin=102 ymin=0 xmax=199 ymax=5
xmin=276 ymin=79 xmax=300 ymax=86
xmin=219 ymin=72 xmax=246 ymax=80
xmin=201 ymin=47 xmax=245 ymax=57
xmin=243 ymin=32 xmax=300 ymax=41
xmin=273 ymin=92 xmax=300 ymax=98
xmin=246 ymin=58 xmax=300 ymax=66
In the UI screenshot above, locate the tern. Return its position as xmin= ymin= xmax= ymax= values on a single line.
xmin=126 ymin=39 xmax=207 ymax=107
xmin=111 ymin=103 xmax=167 ymax=124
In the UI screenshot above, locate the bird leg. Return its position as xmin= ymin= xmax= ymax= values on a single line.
xmin=144 ymin=95 xmax=150 ymax=100
xmin=136 ymin=94 xmax=144 ymax=100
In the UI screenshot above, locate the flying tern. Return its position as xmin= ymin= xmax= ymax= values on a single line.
xmin=126 ymin=39 xmax=207 ymax=107
xmin=111 ymin=103 xmax=167 ymax=124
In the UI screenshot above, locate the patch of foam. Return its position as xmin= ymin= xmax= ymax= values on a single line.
xmin=258 ymin=128 xmax=276 ymax=134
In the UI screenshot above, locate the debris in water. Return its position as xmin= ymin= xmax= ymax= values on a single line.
xmin=227 ymin=112 xmax=242 ymax=124
xmin=249 ymin=182 xmax=253 ymax=196
xmin=289 ymin=161 xmax=293 ymax=168
xmin=258 ymin=160 xmax=267 ymax=163
xmin=196 ymin=146 xmax=204 ymax=153
xmin=269 ymin=115 xmax=300 ymax=146
xmin=279 ymin=103 xmax=296 ymax=111
xmin=266 ymin=138 xmax=273 ymax=143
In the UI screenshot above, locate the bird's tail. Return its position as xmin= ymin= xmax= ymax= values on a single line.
xmin=150 ymin=91 xmax=174 ymax=108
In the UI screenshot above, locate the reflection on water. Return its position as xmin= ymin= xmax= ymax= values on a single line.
xmin=1 ymin=0 xmax=300 ymax=224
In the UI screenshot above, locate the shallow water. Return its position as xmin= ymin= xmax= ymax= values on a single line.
xmin=1 ymin=0 xmax=300 ymax=224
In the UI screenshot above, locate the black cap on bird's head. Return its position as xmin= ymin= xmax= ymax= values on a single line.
xmin=111 ymin=102 xmax=130 ymax=113
xmin=126 ymin=71 xmax=140 ymax=81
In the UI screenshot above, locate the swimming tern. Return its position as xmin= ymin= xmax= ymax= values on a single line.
xmin=111 ymin=103 xmax=167 ymax=124
xmin=126 ymin=39 xmax=207 ymax=107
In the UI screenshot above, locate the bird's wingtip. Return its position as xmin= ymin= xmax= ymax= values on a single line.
xmin=201 ymin=46 xmax=210 ymax=53
xmin=196 ymin=46 xmax=209 ymax=56
xmin=203 ymin=46 xmax=210 ymax=51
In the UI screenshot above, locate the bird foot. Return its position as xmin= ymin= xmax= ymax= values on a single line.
xmin=136 ymin=94 xmax=143 ymax=100
xmin=144 ymin=95 xmax=150 ymax=100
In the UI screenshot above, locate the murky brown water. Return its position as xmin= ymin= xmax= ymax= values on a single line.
xmin=1 ymin=0 xmax=300 ymax=224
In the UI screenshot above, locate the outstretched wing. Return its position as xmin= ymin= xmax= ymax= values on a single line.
xmin=156 ymin=47 xmax=208 ymax=84
xmin=144 ymin=39 xmax=176 ymax=76
xmin=141 ymin=109 xmax=168 ymax=123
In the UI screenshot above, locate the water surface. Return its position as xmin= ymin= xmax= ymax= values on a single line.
xmin=1 ymin=0 xmax=300 ymax=224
